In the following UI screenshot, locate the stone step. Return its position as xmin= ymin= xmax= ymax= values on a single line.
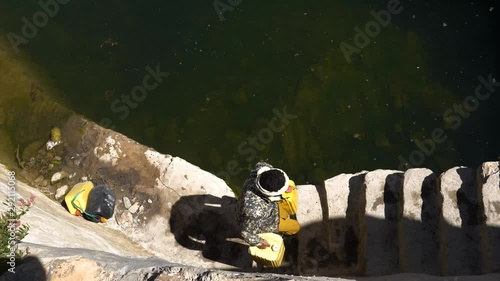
xmin=439 ymin=166 xmax=483 ymax=275
xmin=327 ymin=171 xmax=366 ymax=274
xmin=321 ymin=172 xmax=367 ymax=276
xmin=361 ymin=170 xmax=403 ymax=276
xmin=399 ymin=168 xmax=440 ymax=275
xmin=297 ymin=172 xmax=367 ymax=277
xmin=477 ymin=161 xmax=500 ymax=273
xmin=296 ymin=162 xmax=500 ymax=278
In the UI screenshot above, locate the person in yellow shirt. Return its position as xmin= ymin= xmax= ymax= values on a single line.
xmin=236 ymin=162 xmax=300 ymax=249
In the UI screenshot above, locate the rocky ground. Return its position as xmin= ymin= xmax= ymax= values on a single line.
xmin=3 ymin=243 xmax=500 ymax=281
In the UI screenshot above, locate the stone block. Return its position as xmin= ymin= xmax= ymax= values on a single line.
xmin=440 ymin=167 xmax=482 ymax=275
xmin=399 ymin=168 xmax=440 ymax=274
xmin=477 ymin=161 xmax=500 ymax=272
xmin=326 ymin=172 xmax=367 ymax=275
xmin=362 ymin=170 xmax=403 ymax=276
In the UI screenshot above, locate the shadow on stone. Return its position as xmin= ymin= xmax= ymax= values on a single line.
xmin=345 ymin=174 xmax=365 ymax=267
xmin=0 ymin=256 xmax=47 ymax=281
xmin=455 ymin=168 xmax=483 ymax=275
xmin=297 ymin=216 xmax=500 ymax=278
xmin=384 ymin=174 xmax=403 ymax=222
xmin=419 ymin=173 xmax=441 ymax=274
xmin=169 ymin=194 xmax=253 ymax=268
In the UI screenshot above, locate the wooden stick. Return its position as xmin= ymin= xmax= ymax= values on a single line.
xmin=225 ymin=237 xmax=249 ymax=246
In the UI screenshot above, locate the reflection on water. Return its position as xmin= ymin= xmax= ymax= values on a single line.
xmin=0 ymin=0 xmax=498 ymax=190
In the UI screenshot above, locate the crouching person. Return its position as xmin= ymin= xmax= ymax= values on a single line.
xmin=236 ymin=161 xmax=300 ymax=249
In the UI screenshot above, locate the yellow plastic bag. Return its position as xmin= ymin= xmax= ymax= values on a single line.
xmin=64 ymin=181 xmax=94 ymax=215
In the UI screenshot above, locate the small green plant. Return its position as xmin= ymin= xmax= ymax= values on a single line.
xmin=0 ymin=194 xmax=35 ymax=274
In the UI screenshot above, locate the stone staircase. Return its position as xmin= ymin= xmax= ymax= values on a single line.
xmin=296 ymin=162 xmax=500 ymax=277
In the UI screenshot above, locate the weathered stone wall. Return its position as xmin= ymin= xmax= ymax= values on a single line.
xmin=297 ymin=162 xmax=500 ymax=277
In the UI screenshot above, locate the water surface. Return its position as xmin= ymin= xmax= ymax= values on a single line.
xmin=0 ymin=0 xmax=498 ymax=190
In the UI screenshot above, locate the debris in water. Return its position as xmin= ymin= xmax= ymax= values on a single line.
xmin=100 ymin=38 xmax=118 ymax=48
xmin=104 ymin=89 xmax=115 ymax=100
xmin=30 ymin=83 xmax=44 ymax=101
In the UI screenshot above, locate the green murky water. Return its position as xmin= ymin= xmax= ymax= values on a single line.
xmin=0 ymin=1 xmax=499 ymax=189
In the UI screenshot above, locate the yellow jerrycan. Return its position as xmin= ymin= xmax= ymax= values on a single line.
xmin=64 ymin=181 xmax=94 ymax=215
xmin=248 ymin=233 xmax=285 ymax=268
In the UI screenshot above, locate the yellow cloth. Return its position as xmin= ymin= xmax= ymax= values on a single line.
xmin=280 ymin=180 xmax=298 ymax=215
xmin=277 ymin=180 xmax=300 ymax=235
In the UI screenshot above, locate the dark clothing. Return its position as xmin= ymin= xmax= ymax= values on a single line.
xmin=236 ymin=162 xmax=280 ymax=246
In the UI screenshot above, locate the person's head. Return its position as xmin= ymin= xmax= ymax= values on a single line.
xmin=255 ymin=167 xmax=289 ymax=200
